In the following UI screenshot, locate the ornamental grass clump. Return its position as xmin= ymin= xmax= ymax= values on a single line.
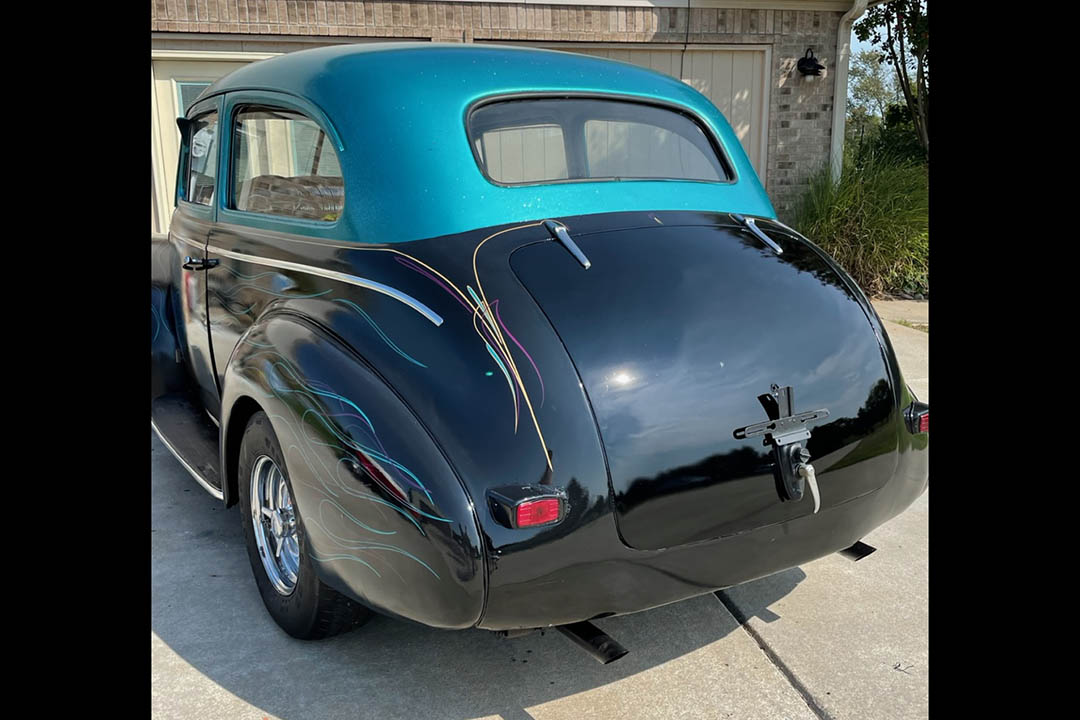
xmin=790 ymin=153 xmax=928 ymax=298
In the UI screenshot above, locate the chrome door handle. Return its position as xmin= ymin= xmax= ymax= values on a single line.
xmin=182 ymin=256 xmax=219 ymax=271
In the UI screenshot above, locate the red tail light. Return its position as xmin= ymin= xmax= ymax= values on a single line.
xmin=919 ymin=412 xmax=928 ymax=433
xmin=516 ymin=498 xmax=561 ymax=527
xmin=487 ymin=486 xmax=567 ymax=529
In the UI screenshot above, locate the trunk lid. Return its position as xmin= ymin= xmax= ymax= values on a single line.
xmin=510 ymin=218 xmax=901 ymax=550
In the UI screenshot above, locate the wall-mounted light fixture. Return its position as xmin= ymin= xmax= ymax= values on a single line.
xmin=797 ymin=49 xmax=825 ymax=76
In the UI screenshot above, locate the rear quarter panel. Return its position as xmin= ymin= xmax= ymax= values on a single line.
xmin=221 ymin=311 xmax=487 ymax=628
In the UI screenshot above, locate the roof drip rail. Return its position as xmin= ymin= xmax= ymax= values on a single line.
xmin=543 ymin=220 xmax=592 ymax=270
xmin=731 ymin=214 xmax=784 ymax=255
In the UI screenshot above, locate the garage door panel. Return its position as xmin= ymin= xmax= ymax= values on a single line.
xmin=710 ymin=51 xmax=734 ymax=120
xmin=649 ymin=50 xmax=676 ymax=77
xmin=683 ymin=51 xmax=708 ymax=102
xmin=730 ymin=52 xmax=755 ymax=150
xmin=750 ymin=51 xmax=764 ymax=172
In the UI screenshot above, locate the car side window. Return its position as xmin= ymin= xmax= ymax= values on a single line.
xmin=186 ymin=111 xmax=219 ymax=206
xmin=231 ymin=107 xmax=344 ymax=222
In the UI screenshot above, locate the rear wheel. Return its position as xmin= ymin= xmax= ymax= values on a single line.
xmin=238 ymin=411 xmax=370 ymax=639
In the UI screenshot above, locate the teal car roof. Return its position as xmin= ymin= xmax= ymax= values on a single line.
xmin=198 ymin=43 xmax=775 ymax=243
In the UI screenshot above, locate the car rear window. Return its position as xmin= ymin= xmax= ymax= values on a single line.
xmin=468 ymin=98 xmax=730 ymax=186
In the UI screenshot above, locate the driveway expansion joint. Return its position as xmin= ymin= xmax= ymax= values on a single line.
xmin=715 ymin=590 xmax=834 ymax=720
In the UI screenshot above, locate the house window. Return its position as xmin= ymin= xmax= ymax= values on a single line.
xmin=176 ymin=82 xmax=211 ymax=117
xmin=231 ymin=107 xmax=344 ymax=222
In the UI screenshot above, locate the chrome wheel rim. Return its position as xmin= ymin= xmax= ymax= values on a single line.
xmin=250 ymin=455 xmax=300 ymax=595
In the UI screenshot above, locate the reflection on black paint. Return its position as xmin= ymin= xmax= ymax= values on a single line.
xmin=807 ymin=379 xmax=893 ymax=467
xmin=621 ymin=379 xmax=894 ymax=508
xmin=511 ymin=222 xmax=899 ymax=550
xmin=618 ymin=445 xmax=773 ymax=511
xmin=740 ymin=222 xmax=858 ymax=299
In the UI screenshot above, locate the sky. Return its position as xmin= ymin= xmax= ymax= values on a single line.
xmin=849 ymin=17 xmax=881 ymax=58
xmin=852 ymin=35 xmax=875 ymax=55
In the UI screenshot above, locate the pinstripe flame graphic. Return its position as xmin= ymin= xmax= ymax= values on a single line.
xmin=175 ymin=223 xmax=553 ymax=581
xmin=198 ymin=224 xmax=549 ymax=468
xmin=368 ymin=222 xmax=552 ymax=470
xmin=239 ymin=343 xmax=449 ymax=581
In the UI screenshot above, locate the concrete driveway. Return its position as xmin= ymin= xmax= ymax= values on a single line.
xmin=151 ymin=302 xmax=928 ymax=720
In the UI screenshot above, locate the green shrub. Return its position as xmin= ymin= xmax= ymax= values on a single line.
xmin=850 ymin=103 xmax=927 ymax=170
xmin=789 ymin=153 xmax=928 ymax=298
xmin=873 ymin=104 xmax=927 ymax=167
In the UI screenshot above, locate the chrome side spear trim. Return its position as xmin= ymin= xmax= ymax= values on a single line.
xmin=206 ymin=245 xmax=444 ymax=326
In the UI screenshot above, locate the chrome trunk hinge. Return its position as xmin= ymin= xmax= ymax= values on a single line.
xmin=543 ymin=220 xmax=592 ymax=270
xmin=731 ymin=214 xmax=784 ymax=255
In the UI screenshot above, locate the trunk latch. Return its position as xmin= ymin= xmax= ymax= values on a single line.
xmin=733 ymin=384 xmax=829 ymax=513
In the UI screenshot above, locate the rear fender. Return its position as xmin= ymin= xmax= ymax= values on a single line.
xmin=220 ymin=311 xmax=486 ymax=629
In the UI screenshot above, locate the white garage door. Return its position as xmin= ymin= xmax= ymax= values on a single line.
xmin=569 ymin=46 xmax=770 ymax=180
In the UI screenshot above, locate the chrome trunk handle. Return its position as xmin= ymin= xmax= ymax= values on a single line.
xmin=543 ymin=219 xmax=592 ymax=270
xmin=731 ymin=213 xmax=784 ymax=255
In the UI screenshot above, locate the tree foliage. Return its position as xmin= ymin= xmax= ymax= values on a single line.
xmin=875 ymin=103 xmax=925 ymax=165
xmin=846 ymin=49 xmax=899 ymax=162
xmin=848 ymin=101 xmax=925 ymax=169
xmin=854 ymin=0 xmax=928 ymax=160
xmin=849 ymin=49 xmax=900 ymax=119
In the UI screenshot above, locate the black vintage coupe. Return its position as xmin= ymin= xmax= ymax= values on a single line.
xmin=151 ymin=44 xmax=928 ymax=662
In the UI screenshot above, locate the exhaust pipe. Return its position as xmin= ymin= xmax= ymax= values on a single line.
xmin=494 ymin=628 xmax=537 ymax=639
xmin=556 ymin=621 xmax=629 ymax=664
xmin=839 ymin=540 xmax=877 ymax=561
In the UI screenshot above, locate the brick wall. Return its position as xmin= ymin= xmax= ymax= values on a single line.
xmin=152 ymin=1 xmax=844 ymax=216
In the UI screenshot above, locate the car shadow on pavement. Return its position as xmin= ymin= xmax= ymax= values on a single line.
xmin=717 ymin=567 xmax=807 ymax=624
xmin=152 ymin=437 xmax=804 ymax=720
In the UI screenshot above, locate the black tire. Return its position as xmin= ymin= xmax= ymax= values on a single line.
xmin=238 ymin=411 xmax=371 ymax=639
